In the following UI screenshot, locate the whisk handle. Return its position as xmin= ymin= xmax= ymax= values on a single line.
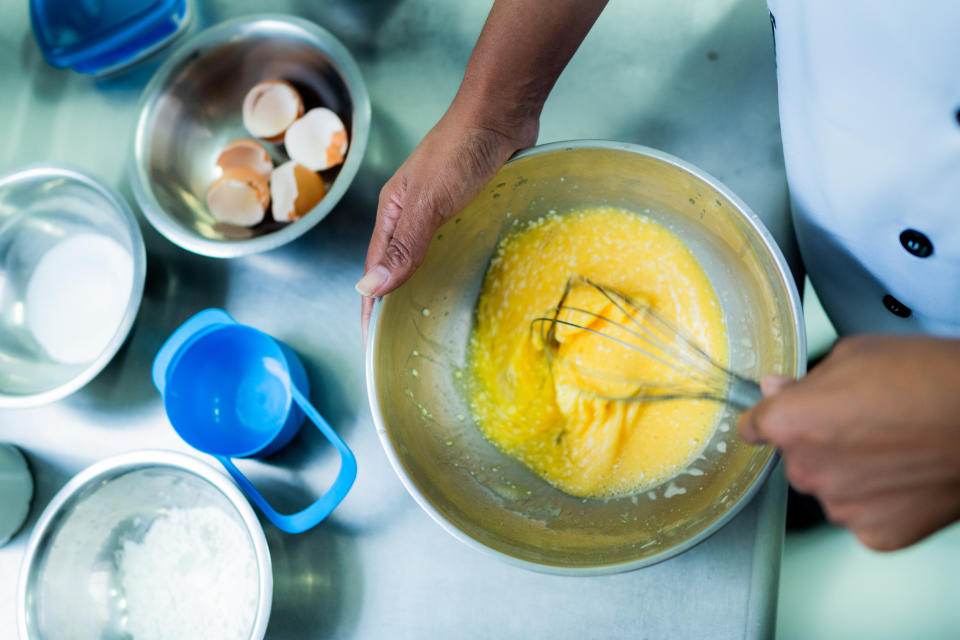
xmin=728 ymin=377 xmax=764 ymax=412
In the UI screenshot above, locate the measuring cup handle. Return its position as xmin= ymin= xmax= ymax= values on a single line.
xmin=152 ymin=308 xmax=235 ymax=394
xmin=217 ymin=387 xmax=357 ymax=534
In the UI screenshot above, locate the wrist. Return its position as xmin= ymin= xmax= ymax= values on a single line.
xmin=448 ymin=76 xmax=541 ymax=150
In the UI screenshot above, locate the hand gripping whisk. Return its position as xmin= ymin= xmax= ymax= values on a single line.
xmin=530 ymin=275 xmax=763 ymax=411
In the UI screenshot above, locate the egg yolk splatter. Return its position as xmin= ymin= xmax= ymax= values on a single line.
xmin=467 ymin=207 xmax=727 ymax=498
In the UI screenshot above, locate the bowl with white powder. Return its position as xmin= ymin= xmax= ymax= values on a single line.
xmin=0 ymin=164 xmax=147 ymax=407
xmin=17 ymin=450 xmax=272 ymax=640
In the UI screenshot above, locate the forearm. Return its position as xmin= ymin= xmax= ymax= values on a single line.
xmin=358 ymin=0 xmax=606 ymax=305
xmin=451 ymin=0 xmax=608 ymax=137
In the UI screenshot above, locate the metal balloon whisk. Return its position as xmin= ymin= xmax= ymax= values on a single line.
xmin=530 ymin=275 xmax=762 ymax=411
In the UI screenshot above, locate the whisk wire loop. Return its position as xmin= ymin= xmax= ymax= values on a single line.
xmin=530 ymin=275 xmax=762 ymax=411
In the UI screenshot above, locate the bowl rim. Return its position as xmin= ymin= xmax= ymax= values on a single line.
xmin=364 ymin=139 xmax=807 ymax=575
xmin=0 ymin=163 xmax=147 ymax=409
xmin=16 ymin=449 xmax=273 ymax=640
xmin=129 ymin=13 xmax=372 ymax=258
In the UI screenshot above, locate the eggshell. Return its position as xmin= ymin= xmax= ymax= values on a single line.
xmin=206 ymin=167 xmax=270 ymax=226
xmin=242 ymin=80 xmax=304 ymax=143
xmin=270 ymin=160 xmax=327 ymax=222
xmin=284 ymin=107 xmax=349 ymax=171
xmin=216 ymin=138 xmax=273 ymax=182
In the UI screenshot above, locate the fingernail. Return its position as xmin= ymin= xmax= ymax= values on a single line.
xmin=761 ymin=374 xmax=793 ymax=397
xmin=355 ymin=265 xmax=389 ymax=297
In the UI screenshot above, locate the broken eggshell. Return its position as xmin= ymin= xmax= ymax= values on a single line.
xmin=242 ymin=80 xmax=305 ymax=143
xmin=206 ymin=167 xmax=270 ymax=227
xmin=284 ymin=107 xmax=349 ymax=172
xmin=216 ymin=138 xmax=273 ymax=182
xmin=270 ymin=160 xmax=327 ymax=222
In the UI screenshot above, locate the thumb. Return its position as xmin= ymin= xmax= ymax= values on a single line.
xmin=761 ymin=374 xmax=794 ymax=397
xmin=356 ymin=185 xmax=441 ymax=298
xmin=738 ymin=375 xmax=796 ymax=445
xmin=378 ymin=205 xmax=440 ymax=291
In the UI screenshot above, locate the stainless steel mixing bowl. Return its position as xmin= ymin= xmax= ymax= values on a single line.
xmin=366 ymin=141 xmax=806 ymax=574
xmin=0 ymin=164 xmax=146 ymax=408
xmin=130 ymin=14 xmax=371 ymax=257
xmin=18 ymin=450 xmax=273 ymax=640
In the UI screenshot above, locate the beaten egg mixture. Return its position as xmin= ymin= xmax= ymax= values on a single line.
xmin=467 ymin=207 xmax=727 ymax=498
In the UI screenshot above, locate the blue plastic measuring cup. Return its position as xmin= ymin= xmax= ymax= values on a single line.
xmin=152 ymin=309 xmax=356 ymax=533
xmin=31 ymin=0 xmax=192 ymax=76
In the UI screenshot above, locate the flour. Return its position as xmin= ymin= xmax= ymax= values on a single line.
xmin=118 ymin=506 xmax=259 ymax=640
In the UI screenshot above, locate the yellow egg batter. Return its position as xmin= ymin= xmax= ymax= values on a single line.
xmin=467 ymin=207 xmax=727 ymax=498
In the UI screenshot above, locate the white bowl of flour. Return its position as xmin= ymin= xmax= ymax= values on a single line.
xmin=0 ymin=164 xmax=146 ymax=407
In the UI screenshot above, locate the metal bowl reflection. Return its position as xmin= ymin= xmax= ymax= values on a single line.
xmin=130 ymin=14 xmax=371 ymax=257
xmin=365 ymin=141 xmax=806 ymax=574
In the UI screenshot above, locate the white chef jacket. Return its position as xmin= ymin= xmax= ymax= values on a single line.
xmin=768 ymin=0 xmax=960 ymax=337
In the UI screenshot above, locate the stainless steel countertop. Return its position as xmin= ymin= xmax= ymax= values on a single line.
xmin=0 ymin=0 xmax=794 ymax=637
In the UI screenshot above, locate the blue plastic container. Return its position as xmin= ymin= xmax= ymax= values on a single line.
xmin=153 ymin=309 xmax=357 ymax=533
xmin=30 ymin=0 xmax=192 ymax=76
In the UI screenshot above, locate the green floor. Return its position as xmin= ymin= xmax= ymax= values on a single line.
xmin=776 ymin=280 xmax=960 ymax=639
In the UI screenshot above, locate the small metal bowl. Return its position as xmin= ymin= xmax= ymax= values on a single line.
xmin=0 ymin=164 xmax=146 ymax=408
xmin=366 ymin=141 xmax=806 ymax=574
xmin=18 ymin=451 xmax=273 ymax=640
xmin=130 ymin=14 xmax=371 ymax=257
